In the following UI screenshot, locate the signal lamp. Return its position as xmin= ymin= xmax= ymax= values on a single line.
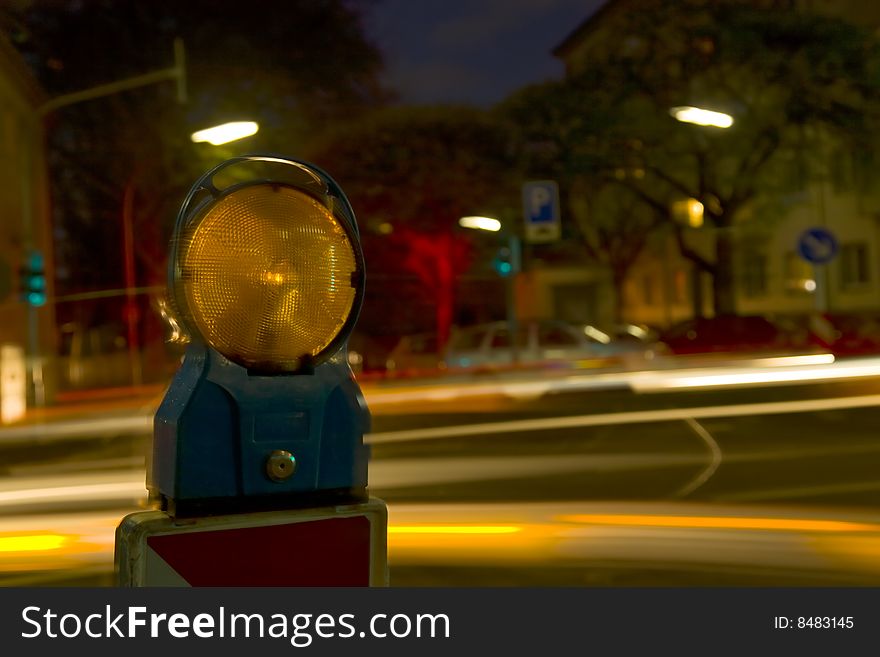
xmin=170 ymin=155 xmax=364 ymax=373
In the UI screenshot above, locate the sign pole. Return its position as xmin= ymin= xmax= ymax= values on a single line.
xmin=797 ymin=227 xmax=837 ymax=316
xmin=813 ymin=263 xmax=829 ymax=314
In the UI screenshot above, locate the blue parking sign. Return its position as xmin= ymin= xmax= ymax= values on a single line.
xmin=798 ymin=227 xmax=838 ymax=264
xmin=522 ymin=180 xmax=560 ymax=243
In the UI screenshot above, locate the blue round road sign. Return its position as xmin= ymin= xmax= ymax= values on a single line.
xmin=797 ymin=227 xmax=838 ymax=264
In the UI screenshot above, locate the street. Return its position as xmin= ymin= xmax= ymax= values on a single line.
xmin=2 ymin=355 xmax=880 ymax=585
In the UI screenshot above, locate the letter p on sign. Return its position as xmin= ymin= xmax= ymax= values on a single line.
xmin=522 ymin=181 xmax=560 ymax=243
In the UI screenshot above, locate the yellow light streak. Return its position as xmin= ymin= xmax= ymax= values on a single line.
xmin=0 ymin=534 xmax=68 ymax=553
xmin=389 ymin=525 xmax=522 ymax=535
xmin=558 ymin=514 xmax=877 ymax=533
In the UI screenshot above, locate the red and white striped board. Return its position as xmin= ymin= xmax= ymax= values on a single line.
xmin=115 ymin=499 xmax=388 ymax=587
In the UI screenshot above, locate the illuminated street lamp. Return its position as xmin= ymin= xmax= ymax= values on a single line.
xmin=670 ymin=106 xmax=733 ymax=129
xmin=191 ymin=121 xmax=259 ymax=145
xmin=459 ymin=216 xmax=501 ymax=232
xmin=672 ymin=198 xmax=705 ymax=228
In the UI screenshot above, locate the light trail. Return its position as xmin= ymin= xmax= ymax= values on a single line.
xmin=388 ymin=526 xmax=521 ymax=535
xmin=0 ymin=534 xmax=68 ymax=553
xmin=3 ymin=502 xmax=880 ymax=581
xmin=556 ymin=514 xmax=878 ymax=533
xmin=0 ymin=415 xmax=152 ymax=445
xmin=366 ymin=353 xmax=873 ymax=406
xmin=366 ymin=393 xmax=880 ymax=444
xmin=1 ymin=354 xmax=878 ymax=445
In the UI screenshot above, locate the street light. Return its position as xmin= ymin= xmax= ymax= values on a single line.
xmin=459 ymin=215 xmax=521 ymax=364
xmin=670 ymin=106 xmax=733 ymax=128
xmin=190 ymin=121 xmax=259 ymax=146
xmin=459 ymin=216 xmax=501 ymax=232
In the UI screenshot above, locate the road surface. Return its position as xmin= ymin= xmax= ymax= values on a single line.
xmin=2 ymin=354 xmax=880 ymax=585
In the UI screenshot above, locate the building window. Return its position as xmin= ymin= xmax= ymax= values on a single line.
xmin=742 ymin=253 xmax=768 ymax=298
xmin=840 ymin=242 xmax=870 ymax=288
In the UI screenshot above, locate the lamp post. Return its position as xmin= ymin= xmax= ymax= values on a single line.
xmin=459 ymin=216 xmax=522 ymax=365
xmin=33 ymin=39 xmax=187 ymax=394
xmin=39 ymin=44 xmax=259 ymax=390
xmin=668 ymin=105 xmax=733 ymax=317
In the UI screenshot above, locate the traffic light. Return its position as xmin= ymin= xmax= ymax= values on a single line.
xmin=116 ymin=155 xmax=387 ymax=586
xmin=19 ymin=251 xmax=46 ymax=307
xmin=493 ymin=246 xmax=514 ymax=276
xmin=492 ymin=237 xmax=521 ymax=278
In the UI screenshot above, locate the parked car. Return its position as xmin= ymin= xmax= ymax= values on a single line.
xmin=581 ymin=322 xmax=663 ymax=352
xmin=805 ymin=313 xmax=880 ymax=357
xmin=443 ymin=320 xmax=659 ymax=371
xmin=346 ymin=332 xmax=395 ymax=375
xmin=658 ymin=315 xmax=790 ymax=355
xmin=58 ymin=321 xmax=130 ymax=389
xmin=385 ymin=332 xmax=443 ymax=376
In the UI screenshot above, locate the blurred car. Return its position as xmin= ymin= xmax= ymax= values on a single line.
xmin=443 ymin=320 xmax=659 ymax=372
xmin=805 ymin=313 xmax=880 ymax=357
xmin=346 ymin=332 xmax=394 ymax=376
xmin=385 ymin=332 xmax=443 ymax=376
xmin=58 ymin=321 xmax=130 ymax=389
xmin=581 ymin=322 xmax=663 ymax=352
xmin=658 ymin=315 xmax=790 ymax=355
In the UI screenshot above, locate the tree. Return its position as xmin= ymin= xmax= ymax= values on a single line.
xmin=307 ymin=105 xmax=519 ymax=346
xmin=503 ymin=0 xmax=880 ymax=316
xmin=500 ymin=76 xmax=666 ymax=321
xmin=570 ymin=181 xmax=666 ymax=322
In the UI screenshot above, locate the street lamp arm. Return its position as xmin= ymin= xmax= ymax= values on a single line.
xmin=38 ymin=38 xmax=186 ymax=116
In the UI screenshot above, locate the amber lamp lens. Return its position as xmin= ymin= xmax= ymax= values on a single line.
xmin=178 ymin=184 xmax=358 ymax=370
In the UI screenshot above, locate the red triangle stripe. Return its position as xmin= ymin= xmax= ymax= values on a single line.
xmin=147 ymin=516 xmax=372 ymax=586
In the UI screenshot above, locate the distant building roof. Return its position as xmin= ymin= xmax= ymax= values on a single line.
xmin=552 ymin=0 xmax=616 ymax=59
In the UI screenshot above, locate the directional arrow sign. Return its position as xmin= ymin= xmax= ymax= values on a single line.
xmin=798 ymin=227 xmax=838 ymax=265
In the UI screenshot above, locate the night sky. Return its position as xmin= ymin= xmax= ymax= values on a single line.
xmin=364 ymin=0 xmax=605 ymax=107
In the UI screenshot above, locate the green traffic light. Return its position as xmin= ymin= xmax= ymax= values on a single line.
xmin=27 ymin=291 xmax=46 ymax=307
xmin=21 ymin=250 xmax=46 ymax=306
